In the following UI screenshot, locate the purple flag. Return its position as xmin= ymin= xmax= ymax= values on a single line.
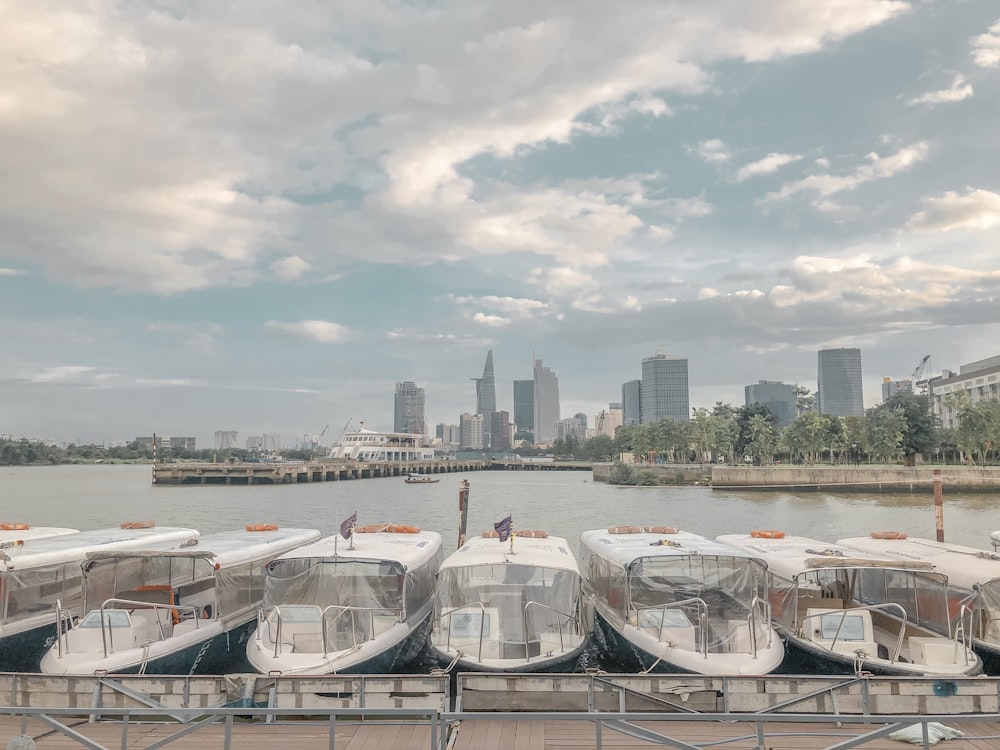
xmin=494 ymin=515 xmax=512 ymax=543
xmin=340 ymin=511 xmax=357 ymax=539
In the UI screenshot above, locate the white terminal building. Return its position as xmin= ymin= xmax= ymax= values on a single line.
xmin=327 ymin=428 xmax=435 ymax=462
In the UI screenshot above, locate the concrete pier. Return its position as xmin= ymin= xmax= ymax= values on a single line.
xmin=152 ymin=458 xmax=487 ymax=486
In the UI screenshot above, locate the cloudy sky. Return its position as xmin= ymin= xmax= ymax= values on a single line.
xmin=2 ymin=0 xmax=1000 ymax=447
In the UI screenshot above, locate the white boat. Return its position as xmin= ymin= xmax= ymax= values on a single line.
xmin=991 ymin=531 xmax=1000 ymax=550
xmin=0 ymin=523 xmax=200 ymax=672
xmin=404 ymin=473 xmax=439 ymax=484
xmin=0 ymin=524 xmax=78 ymax=546
xmin=718 ymin=532 xmax=981 ymax=677
xmin=328 ymin=428 xmax=435 ymax=462
xmin=581 ymin=526 xmax=784 ymax=675
xmin=247 ymin=524 xmax=442 ymax=675
xmin=40 ymin=526 xmax=321 ymax=675
xmin=836 ymin=533 xmax=1000 ymax=674
xmin=430 ymin=529 xmax=589 ymax=672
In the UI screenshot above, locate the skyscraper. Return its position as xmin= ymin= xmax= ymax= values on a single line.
xmin=393 ymin=381 xmax=427 ymax=434
xmin=745 ymin=380 xmax=797 ymax=428
xmin=533 ymin=359 xmax=560 ymax=445
xmin=817 ymin=348 xmax=864 ymax=416
xmin=640 ymin=351 xmax=690 ymax=422
xmin=513 ymin=379 xmax=534 ymax=434
xmin=473 ymin=350 xmax=497 ymax=417
xmin=622 ymin=380 xmax=641 ymax=426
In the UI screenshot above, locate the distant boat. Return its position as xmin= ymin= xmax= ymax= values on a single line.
xmin=404 ymin=473 xmax=440 ymax=484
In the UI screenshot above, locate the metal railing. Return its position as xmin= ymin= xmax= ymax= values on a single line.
xmin=53 ymin=598 xmax=201 ymax=658
xmin=438 ymin=601 xmax=488 ymax=660
xmin=258 ymin=604 xmax=402 ymax=658
xmin=522 ymin=599 xmax=578 ymax=658
xmin=634 ymin=596 xmax=709 ymax=657
xmin=800 ymin=602 xmax=909 ymax=663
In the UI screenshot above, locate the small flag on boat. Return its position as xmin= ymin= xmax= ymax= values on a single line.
xmin=340 ymin=511 xmax=357 ymax=539
xmin=494 ymin=515 xmax=512 ymax=543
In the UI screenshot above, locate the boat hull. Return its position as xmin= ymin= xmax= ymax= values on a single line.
xmin=0 ymin=623 xmax=56 ymax=672
xmin=974 ymin=639 xmax=1000 ymax=676
xmin=430 ymin=636 xmax=588 ymax=673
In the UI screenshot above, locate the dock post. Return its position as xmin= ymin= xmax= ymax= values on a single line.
xmin=933 ymin=468 xmax=944 ymax=542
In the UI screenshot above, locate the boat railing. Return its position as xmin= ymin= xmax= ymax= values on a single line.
xmin=799 ymin=602 xmax=908 ymax=663
xmin=52 ymin=599 xmax=75 ymax=657
xmin=320 ymin=604 xmax=402 ymax=654
xmin=522 ymin=600 xmax=579 ymax=657
xmin=954 ymin=603 xmax=976 ymax=661
xmin=747 ymin=595 xmax=773 ymax=657
xmin=90 ymin=598 xmax=200 ymax=658
xmin=438 ymin=601 xmax=488 ymax=660
xmin=634 ymin=597 xmax=709 ymax=658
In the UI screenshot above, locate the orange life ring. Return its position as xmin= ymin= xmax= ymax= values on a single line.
xmin=245 ymin=523 xmax=279 ymax=532
xmin=133 ymin=585 xmax=180 ymax=625
xmin=481 ymin=530 xmax=500 ymax=538
xmin=515 ymin=530 xmax=549 ymax=539
xmin=644 ymin=526 xmax=679 ymax=534
xmin=870 ymin=531 xmax=907 ymax=540
xmin=750 ymin=530 xmax=785 ymax=539
xmin=0 ymin=523 xmax=30 ymax=531
xmin=120 ymin=521 xmax=155 ymax=529
xmin=608 ymin=526 xmax=644 ymax=534
xmin=386 ymin=524 xmax=421 ymax=534
xmin=355 ymin=525 xmax=389 ymax=533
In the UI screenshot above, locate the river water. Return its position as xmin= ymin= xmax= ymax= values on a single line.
xmin=2 ymin=464 xmax=996 ymax=555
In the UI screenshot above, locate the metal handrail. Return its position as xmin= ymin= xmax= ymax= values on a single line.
xmin=633 ymin=596 xmax=709 ymax=658
xmin=522 ymin=600 xmax=579 ymax=658
xmin=95 ymin=598 xmax=200 ymax=658
xmin=53 ymin=599 xmax=75 ymax=657
xmin=954 ymin=603 xmax=975 ymax=664
xmin=439 ymin=601 xmax=488 ymax=660
xmin=799 ymin=602 xmax=909 ymax=663
xmin=320 ymin=604 xmax=401 ymax=655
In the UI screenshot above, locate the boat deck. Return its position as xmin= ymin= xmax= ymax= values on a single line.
xmin=4 ymin=715 xmax=1000 ymax=749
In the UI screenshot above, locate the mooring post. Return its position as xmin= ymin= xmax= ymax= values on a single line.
xmin=457 ymin=480 xmax=470 ymax=548
xmin=933 ymin=468 xmax=944 ymax=542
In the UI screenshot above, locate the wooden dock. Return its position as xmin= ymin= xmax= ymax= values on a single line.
xmin=152 ymin=459 xmax=487 ymax=486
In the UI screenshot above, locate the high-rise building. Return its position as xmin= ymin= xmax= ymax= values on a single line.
xmin=533 ymin=359 xmax=561 ymax=445
xmin=640 ymin=352 xmax=690 ymax=423
xmin=817 ymin=348 xmax=864 ymax=416
xmin=394 ymin=381 xmax=427 ymax=434
xmin=490 ymin=410 xmax=512 ymax=450
xmin=744 ymin=380 xmax=797 ymax=428
xmin=596 ymin=405 xmax=624 ymax=437
xmin=473 ymin=351 xmax=497 ymax=418
xmin=622 ymin=380 xmax=641 ymax=426
xmin=556 ymin=417 xmax=585 ymax=442
xmin=881 ymin=378 xmax=913 ymax=402
xmin=245 ymin=435 xmax=264 ymax=452
xmin=513 ymin=379 xmax=534 ymax=433
xmin=436 ymin=423 xmax=460 ymax=446
xmin=573 ymin=412 xmax=588 ymax=430
xmin=927 ymin=354 xmax=1000 ymax=429
xmin=459 ymin=413 xmax=486 ymax=449
xmin=214 ymin=430 xmax=238 ymax=450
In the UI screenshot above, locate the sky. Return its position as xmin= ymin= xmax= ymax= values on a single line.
xmin=2 ymin=1 xmax=1000 ymax=448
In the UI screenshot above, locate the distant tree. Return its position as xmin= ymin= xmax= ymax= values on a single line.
xmin=794 ymin=385 xmax=815 ymax=417
xmin=608 ymin=462 xmax=637 ymax=485
xmin=881 ymin=392 xmax=936 ymax=466
xmin=584 ymin=434 xmax=614 ymax=461
xmin=734 ymin=404 xmax=777 ymax=460
xmin=865 ymin=405 xmax=905 ymax=464
xmin=782 ymin=412 xmax=831 ymax=464
xmin=747 ymin=414 xmax=778 ymax=465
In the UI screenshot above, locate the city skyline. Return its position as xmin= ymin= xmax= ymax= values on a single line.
xmin=3 ymin=2 xmax=1000 ymax=446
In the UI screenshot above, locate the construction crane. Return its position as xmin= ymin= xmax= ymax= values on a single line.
xmin=911 ymin=354 xmax=931 ymax=381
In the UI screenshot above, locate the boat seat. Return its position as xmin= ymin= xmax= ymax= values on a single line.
xmin=908 ymin=636 xmax=958 ymax=666
xmin=292 ymin=632 xmax=325 ymax=653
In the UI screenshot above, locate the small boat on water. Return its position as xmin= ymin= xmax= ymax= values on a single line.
xmin=836 ymin=533 xmax=1000 ymax=674
xmin=430 ymin=529 xmax=589 ymax=672
xmin=40 ymin=526 xmax=321 ymax=675
xmin=0 ymin=524 xmax=78 ymax=545
xmin=247 ymin=524 xmax=442 ymax=675
xmin=0 ymin=523 xmax=200 ymax=672
xmin=404 ymin=473 xmax=440 ymax=484
xmin=718 ymin=532 xmax=982 ymax=677
xmin=581 ymin=526 xmax=784 ymax=675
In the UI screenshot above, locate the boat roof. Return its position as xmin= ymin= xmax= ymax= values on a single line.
xmin=273 ymin=529 xmax=442 ymax=570
xmin=716 ymin=534 xmax=936 ymax=580
xmin=441 ymin=533 xmax=580 ymax=574
xmin=0 ymin=526 xmax=199 ymax=570
xmin=836 ymin=536 xmax=1000 ymax=590
xmin=83 ymin=528 xmax=322 ymax=569
xmin=0 ymin=527 xmax=78 ymax=544
xmin=581 ymin=529 xmax=760 ymax=570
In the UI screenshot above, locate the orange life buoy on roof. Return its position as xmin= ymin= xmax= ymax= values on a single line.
xmin=245 ymin=523 xmax=279 ymax=532
xmin=644 ymin=526 xmax=679 ymax=534
xmin=120 ymin=521 xmax=155 ymax=529
xmin=386 ymin=524 xmax=421 ymax=534
xmin=0 ymin=523 xmax=29 ymax=531
xmin=750 ymin=530 xmax=785 ymax=539
xmin=355 ymin=525 xmax=388 ymax=533
xmin=515 ymin=530 xmax=549 ymax=539
xmin=871 ymin=531 xmax=907 ymax=540
xmin=608 ymin=526 xmax=644 ymax=534
xmin=482 ymin=530 xmax=500 ymax=538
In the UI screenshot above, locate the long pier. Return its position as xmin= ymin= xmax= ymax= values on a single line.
xmin=152 ymin=458 xmax=487 ymax=486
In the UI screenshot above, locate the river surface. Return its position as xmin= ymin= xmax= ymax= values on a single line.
xmin=2 ymin=463 xmax=997 ymax=555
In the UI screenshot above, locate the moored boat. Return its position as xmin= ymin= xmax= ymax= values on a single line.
xmin=836 ymin=533 xmax=1000 ymax=674
xmin=430 ymin=528 xmax=589 ymax=672
xmin=247 ymin=524 xmax=442 ymax=675
xmin=0 ymin=524 xmax=78 ymax=545
xmin=40 ymin=525 xmax=321 ymax=675
xmin=404 ymin=473 xmax=440 ymax=484
xmin=0 ymin=523 xmax=200 ymax=672
xmin=581 ymin=526 xmax=784 ymax=675
xmin=718 ymin=531 xmax=982 ymax=677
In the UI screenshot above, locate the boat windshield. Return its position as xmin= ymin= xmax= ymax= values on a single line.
xmin=436 ymin=564 xmax=580 ymax=617
xmin=629 ymin=555 xmax=764 ymax=613
xmin=264 ymin=558 xmax=404 ymax=612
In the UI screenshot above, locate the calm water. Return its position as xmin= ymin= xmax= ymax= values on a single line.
xmin=1 ymin=464 xmax=997 ymax=555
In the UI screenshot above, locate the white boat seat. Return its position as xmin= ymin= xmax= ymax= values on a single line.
xmin=292 ymin=632 xmax=325 ymax=653
xmin=908 ymin=636 xmax=958 ymax=666
xmin=805 ymin=608 xmax=878 ymax=659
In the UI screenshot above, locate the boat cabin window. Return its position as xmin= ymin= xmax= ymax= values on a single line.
xmin=639 ymin=608 xmax=691 ymax=630
xmin=629 ymin=556 xmax=764 ymax=614
xmin=1 ymin=564 xmax=80 ymax=623
xmin=79 ymin=609 xmax=131 ymax=628
xmin=818 ymin=613 xmax=866 ymax=641
xmin=264 ymin=559 xmax=404 ymax=613
xmin=272 ymin=605 xmax=322 ymax=622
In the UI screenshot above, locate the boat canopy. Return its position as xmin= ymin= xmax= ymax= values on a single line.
xmin=836 ymin=536 xmax=1000 ymax=591
xmin=441 ymin=534 xmax=580 ymax=574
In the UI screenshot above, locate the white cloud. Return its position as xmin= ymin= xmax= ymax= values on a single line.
xmin=264 ymin=320 xmax=349 ymax=343
xmin=270 ymin=255 xmax=312 ymax=281
xmin=385 ymin=330 xmax=493 ymax=347
xmin=814 ymin=158 xmax=831 ymax=169
xmin=692 ymin=139 xmax=730 ymax=163
xmin=450 ymin=294 xmax=550 ymax=318
xmin=471 ymin=312 xmax=511 ymax=327
xmin=764 ymin=142 xmax=929 ymax=203
xmin=907 ymin=74 xmax=973 ymax=105
xmin=734 ymin=152 xmax=801 ymax=182
xmin=971 ymin=19 xmax=1000 ymax=67
xmin=0 ymin=267 xmax=25 ymax=276
xmin=529 ymin=266 xmax=599 ymax=298
xmin=907 ymin=188 xmax=1000 ymax=232
xmin=29 ymin=365 xmax=97 ymax=383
